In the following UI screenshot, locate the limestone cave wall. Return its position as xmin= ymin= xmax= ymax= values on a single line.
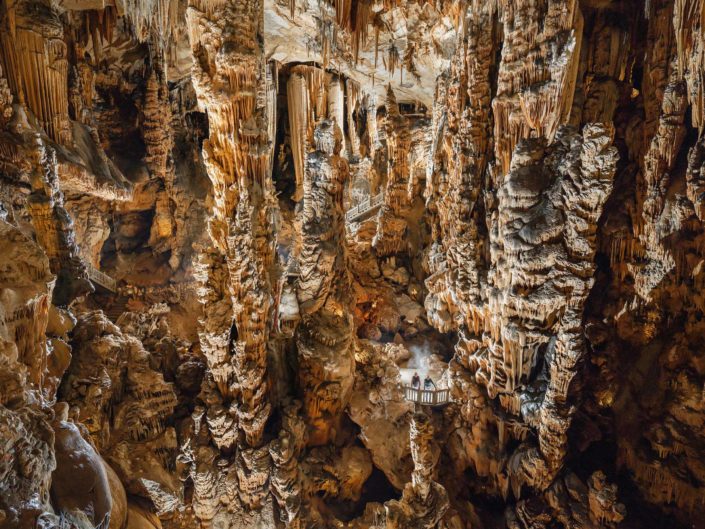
xmin=1 ymin=1 xmax=705 ymax=529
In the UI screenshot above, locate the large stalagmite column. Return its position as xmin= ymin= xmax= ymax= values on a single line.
xmin=373 ymin=86 xmax=411 ymax=256
xmin=383 ymin=413 xmax=448 ymax=528
xmin=186 ymin=0 xmax=275 ymax=518
xmin=296 ymin=119 xmax=354 ymax=446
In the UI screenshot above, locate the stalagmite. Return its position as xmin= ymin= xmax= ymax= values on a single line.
xmin=373 ymin=86 xmax=412 ymax=256
xmin=381 ymin=413 xmax=449 ymax=528
xmin=296 ymin=119 xmax=354 ymax=446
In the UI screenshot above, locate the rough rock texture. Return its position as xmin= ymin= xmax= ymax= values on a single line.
xmin=60 ymin=311 xmax=181 ymax=514
xmin=296 ymin=119 xmax=355 ymax=447
xmin=4 ymin=1 xmax=705 ymax=529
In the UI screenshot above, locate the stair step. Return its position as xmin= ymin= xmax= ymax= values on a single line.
xmin=103 ymin=297 xmax=128 ymax=323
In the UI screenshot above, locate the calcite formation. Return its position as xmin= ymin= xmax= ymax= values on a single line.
xmin=296 ymin=120 xmax=354 ymax=447
xmin=5 ymin=1 xmax=705 ymax=529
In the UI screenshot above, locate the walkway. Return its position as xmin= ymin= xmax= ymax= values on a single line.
xmin=425 ymin=262 xmax=448 ymax=284
xmin=403 ymin=386 xmax=450 ymax=407
xmin=285 ymin=257 xmax=300 ymax=278
xmin=346 ymin=192 xmax=384 ymax=224
xmin=86 ymin=263 xmax=117 ymax=292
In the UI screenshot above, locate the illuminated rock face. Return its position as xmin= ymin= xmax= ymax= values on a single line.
xmin=5 ymin=1 xmax=705 ymax=529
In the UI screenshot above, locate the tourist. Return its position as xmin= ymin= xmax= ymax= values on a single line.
xmin=424 ymin=375 xmax=436 ymax=390
xmin=411 ymin=372 xmax=421 ymax=389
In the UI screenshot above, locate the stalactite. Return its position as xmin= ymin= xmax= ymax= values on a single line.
xmin=123 ymin=0 xmax=179 ymax=45
xmin=287 ymin=65 xmax=329 ymax=202
xmin=373 ymin=86 xmax=412 ymax=255
xmin=346 ymin=79 xmax=360 ymax=159
xmin=0 ymin=0 xmax=71 ymax=145
xmin=327 ymin=74 xmax=346 ymax=158
xmin=364 ymin=93 xmax=380 ymax=160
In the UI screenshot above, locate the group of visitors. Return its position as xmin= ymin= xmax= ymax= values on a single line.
xmin=411 ymin=371 xmax=436 ymax=390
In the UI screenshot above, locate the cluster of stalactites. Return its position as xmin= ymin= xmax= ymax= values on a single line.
xmin=294 ymin=0 xmax=374 ymax=66
xmin=492 ymin=0 xmax=582 ymax=175
xmin=124 ymin=0 xmax=180 ymax=47
xmin=0 ymin=0 xmax=71 ymax=145
xmin=287 ymin=65 xmax=329 ymax=202
xmin=286 ymin=64 xmax=363 ymax=203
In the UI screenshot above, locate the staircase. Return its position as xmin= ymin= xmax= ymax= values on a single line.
xmin=346 ymin=192 xmax=385 ymax=224
xmin=103 ymin=297 xmax=128 ymax=323
xmin=86 ymin=263 xmax=117 ymax=292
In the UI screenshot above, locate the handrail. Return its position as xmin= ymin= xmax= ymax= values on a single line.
xmin=286 ymin=258 xmax=300 ymax=278
xmin=402 ymin=386 xmax=450 ymax=406
xmin=425 ymin=263 xmax=448 ymax=284
xmin=346 ymin=192 xmax=385 ymax=223
xmin=86 ymin=263 xmax=117 ymax=292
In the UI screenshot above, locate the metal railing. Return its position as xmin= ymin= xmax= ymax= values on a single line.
xmin=286 ymin=258 xmax=300 ymax=278
xmin=86 ymin=263 xmax=117 ymax=292
xmin=425 ymin=262 xmax=448 ymax=284
xmin=403 ymin=386 xmax=450 ymax=406
xmin=346 ymin=192 xmax=385 ymax=223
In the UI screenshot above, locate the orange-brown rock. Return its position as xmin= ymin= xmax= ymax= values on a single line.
xmin=6 ymin=2 xmax=705 ymax=529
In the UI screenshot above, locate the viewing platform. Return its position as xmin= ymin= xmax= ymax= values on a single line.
xmin=403 ymin=386 xmax=450 ymax=407
xmin=346 ymin=192 xmax=385 ymax=224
